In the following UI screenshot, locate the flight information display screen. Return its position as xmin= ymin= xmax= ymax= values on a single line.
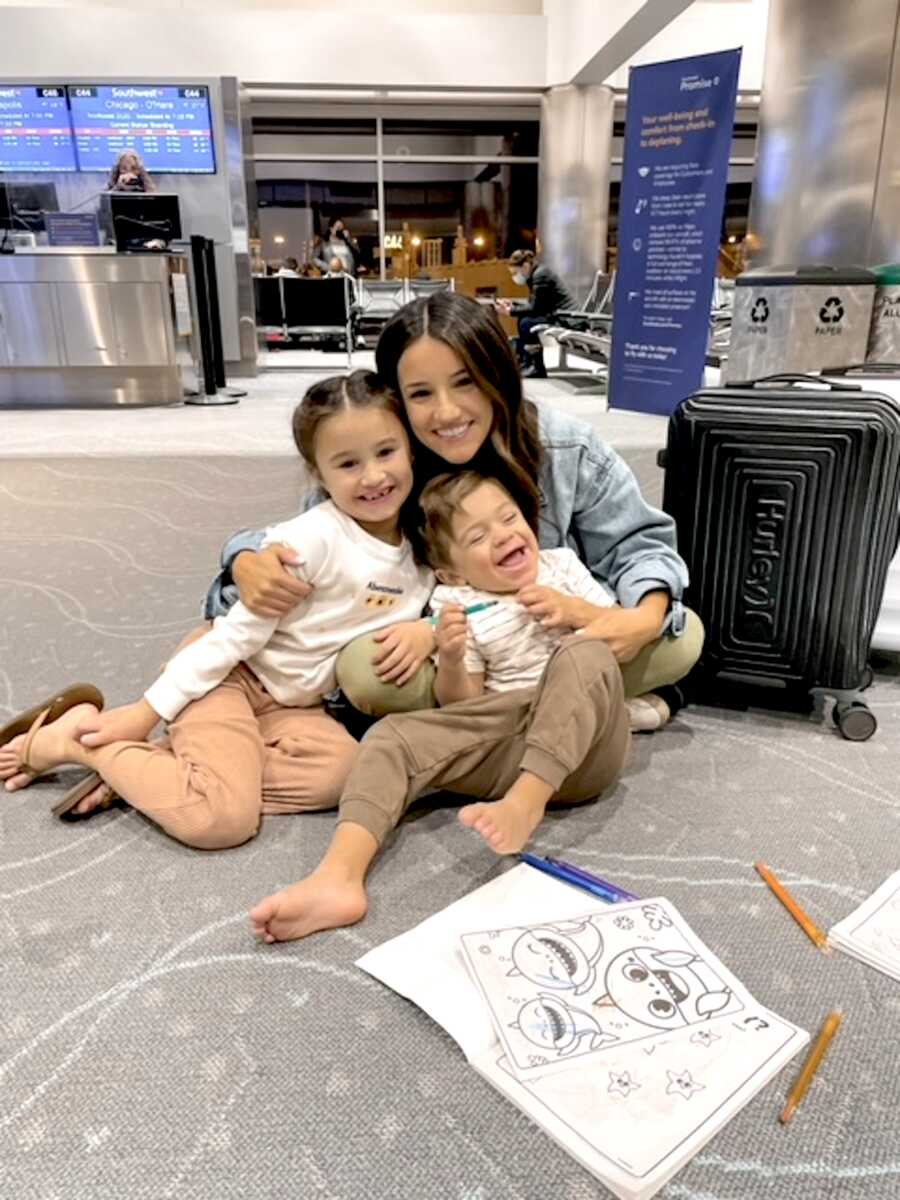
xmin=0 ymin=85 xmax=78 ymax=172
xmin=68 ymin=84 xmax=216 ymax=174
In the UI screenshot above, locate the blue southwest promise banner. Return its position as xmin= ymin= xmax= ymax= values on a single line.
xmin=610 ymin=49 xmax=741 ymax=415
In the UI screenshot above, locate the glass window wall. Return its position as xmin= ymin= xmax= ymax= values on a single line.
xmin=251 ymin=110 xmax=539 ymax=279
xmin=255 ymin=162 xmax=378 ymax=273
xmin=383 ymin=161 xmax=537 ymax=268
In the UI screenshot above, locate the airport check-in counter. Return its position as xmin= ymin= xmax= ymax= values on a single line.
xmin=0 ymin=249 xmax=195 ymax=407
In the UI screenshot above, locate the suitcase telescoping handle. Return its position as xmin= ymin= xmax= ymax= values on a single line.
xmin=658 ymin=371 xmax=865 ymax=469
xmin=725 ymin=372 xmax=861 ymax=392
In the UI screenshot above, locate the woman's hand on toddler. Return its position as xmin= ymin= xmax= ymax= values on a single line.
xmin=435 ymin=604 xmax=468 ymax=665
xmin=78 ymin=699 xmax=160 ymax=748
xmin=371 ymin=620 xmax=436 ymax=686
xmin=581 ymin=605 xmax=662 ymax=662
xmin=517 ymin=585 xmax=583 ymax=629
xmin=234 ymin=543 xmax=313 ymax=617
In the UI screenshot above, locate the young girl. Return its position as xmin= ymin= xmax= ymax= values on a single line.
xmin=0 ymin=372 xmax=435 ymax=849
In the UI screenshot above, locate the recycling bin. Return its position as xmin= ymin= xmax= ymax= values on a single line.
xmin=867 ymin=264 xmax=900 ymax=364
xmin=726 ymin=265 xmax=876 ymax=382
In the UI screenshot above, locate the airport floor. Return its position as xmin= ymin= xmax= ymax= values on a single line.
xmin=1 ymin=355 xmax=899 ymax=1199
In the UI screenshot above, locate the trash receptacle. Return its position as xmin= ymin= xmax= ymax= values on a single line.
xmin=867 ymin=264 xmax=900 ymax=364
xmin=726 ymin=265 xmax=875 ymax=382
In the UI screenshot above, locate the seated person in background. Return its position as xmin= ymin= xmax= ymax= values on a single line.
xmin=496 ymin=249 xmax=574 ymax=379
xmin=107 ymin=152 xmax=155 ymax=193
xmin=325 ymin=255 xmax=358 ymax=299
xmin=276 ymin=256 xmax=300 ymax=277
xmin=249 ymin=470 xmax=631 ymax=944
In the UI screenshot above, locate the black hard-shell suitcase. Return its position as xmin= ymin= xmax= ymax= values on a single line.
xmin=661 ymin=374 xmax=900 ymax=740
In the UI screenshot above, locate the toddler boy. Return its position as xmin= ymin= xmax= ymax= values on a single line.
xmin=250 ymin=472 xmax=631 ymax=944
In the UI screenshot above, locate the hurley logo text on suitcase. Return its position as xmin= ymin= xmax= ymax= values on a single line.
xmin=740 ymin=493 xmax=787 ymax=637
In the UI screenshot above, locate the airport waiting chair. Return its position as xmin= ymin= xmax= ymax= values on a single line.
xmin=541 ymin=267 xmax=732 ymax=373
xmin=705 ymin=276 xmax=734 ymax=367
xmin=540 ymin=269 xmax=616 ymax=378
xmin=407 ymin=278 xmax=454 ymax=302
xmin=356 ymin=280 xmax=408 ymax=329
xmin=281 ymin=276 xmax=354 ymax=365
xmin=253 ymin=276 xmax=288 ymax=338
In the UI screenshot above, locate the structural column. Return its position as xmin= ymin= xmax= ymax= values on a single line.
xmin=538 ymin=85 xmax=614 ymax=305
xmin=749 ymin=0 xmax=900 ymax=267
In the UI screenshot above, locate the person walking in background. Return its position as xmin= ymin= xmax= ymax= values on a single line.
xmin=496 ymin=249 xmax=574 ymax=378
xmin=314 ymin=219 xmax=360 ymax=277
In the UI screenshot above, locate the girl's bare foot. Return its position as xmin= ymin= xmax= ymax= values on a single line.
xmin=0 ymin=764 xmax=33 ymax=793
xmin=458 ymin=771 xmax=554 ymax=854
xmin=1 ymin=704 xmax=99 ymax=793
xmin=249 ymin=869 xmax=368 ymax=943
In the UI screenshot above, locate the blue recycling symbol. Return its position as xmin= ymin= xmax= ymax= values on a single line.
xmin=750 ymin=297 xmax=769 ymax=323
xmin=819 ymin=296 xmax=844 ymax=324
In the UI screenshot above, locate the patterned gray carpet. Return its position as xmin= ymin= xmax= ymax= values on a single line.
xmin=2 ymin=452 xmax=900 ymax=1200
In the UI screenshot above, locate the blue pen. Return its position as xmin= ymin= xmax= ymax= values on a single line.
xmin=429 ymin=600 xmax=498 ymax=626
xmin=546 ymin=856 xmax=640 ymax=902
xmin=518 ymin=852 xmax=624 ymax=904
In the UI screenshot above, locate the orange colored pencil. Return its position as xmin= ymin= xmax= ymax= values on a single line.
xmin=754 ymin=862 xmax=831 ymax=953
xmin=779 ymin=1010 xmax=842 ymax=1124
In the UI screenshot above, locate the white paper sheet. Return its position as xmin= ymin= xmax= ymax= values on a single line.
xmin=357 ymin=864 xmax=808 ymax=1200
xmin=829 ymin=870 xmax=900 ymax=980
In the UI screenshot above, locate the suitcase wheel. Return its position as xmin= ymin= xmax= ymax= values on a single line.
xmin=832 ymin=701 xmax=877 ymax=742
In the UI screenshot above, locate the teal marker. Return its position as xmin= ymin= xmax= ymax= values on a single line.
xmin=429 ymin=600 xmax=498 ymax=625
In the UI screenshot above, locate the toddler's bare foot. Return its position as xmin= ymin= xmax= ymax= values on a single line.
xmin=458 ymin=772 xmax=554 ymax=854
xmin=249 ymin=869 xmax=368 ymax=943
xmin=1 ymin=704 xmax=99 ymax=792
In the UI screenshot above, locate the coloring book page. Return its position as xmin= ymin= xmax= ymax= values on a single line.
xmin=358 ymin=869 xmax=809 ymax=1200
xmin=476 ymin=1004 xmax=807 ymax=1198
xmin=829 ymin=870 xmax=900 ymax=976
xmin=460 ymin=898 xmax=745 ymax=1081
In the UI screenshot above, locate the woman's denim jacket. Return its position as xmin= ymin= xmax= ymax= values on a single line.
xmin=204 ymin=402 xmax=688 ymax=635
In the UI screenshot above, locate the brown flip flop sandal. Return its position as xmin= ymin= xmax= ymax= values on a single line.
xmin=0 ymin=684 xmax=105 ymax=750
xmin=1 ymin=684 xmax=105 ymax=788
xmin=52 ymin=772 xmax=123 ymax=822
